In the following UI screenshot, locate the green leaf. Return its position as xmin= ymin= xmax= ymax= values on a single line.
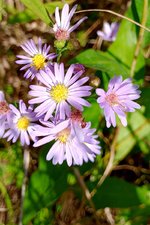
xmin=8 ymin=9 xmax=36 ymax=24
xmin=139 ymin=87 xmax=150 ymax=118
xmin=114 ymin=110 xmax=150 ymax=164
xmin=0 ymin=0 xmax=4 ymax=21
xmin=83 ymin=100 xmax=102 ymax=129
xmin=20 ymin=0 xmax=52 ymax=24
xmin=39 ymin=145 xmax=69 ymax=195
xmin=23 ymin=171 xmax=56 ymax=224
xmin=73 ymin=49 xmax=128 ymax=77
xmin=93 ymin=177 xmax=150 ymax=208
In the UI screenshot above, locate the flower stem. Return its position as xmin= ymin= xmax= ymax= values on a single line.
xmin=19 ymin=147 xmax=30 ymax=225
xmin=76 ymin=8 xmax=150 ymax=32
xmin=91 ymin=127 xmax=119 ymax=197
xmin=130 ymin=0 xmax=148 ymax=78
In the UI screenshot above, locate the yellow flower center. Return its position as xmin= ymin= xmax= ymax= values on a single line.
xmin=17 ymin=116 xmax=30 ymax=130
xmin=50 ymin=84 xmax=68 ymax=103
xmin=57 ymin=128 xmax=70 ymax=143
xmin=32 ymin=54 xmax=45 ymax=70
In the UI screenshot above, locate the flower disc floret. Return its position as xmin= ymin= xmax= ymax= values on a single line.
xmin=17 ymin=116 xmax=30 ymax=130
xmin=32 ymin=54 xmax=45 ymax=70
xmin=57 ymin=128 xmax=70 ymax=143
xmin=50 ymin=84 xmax=68 ymax=103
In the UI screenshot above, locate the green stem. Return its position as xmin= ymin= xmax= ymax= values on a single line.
xmin=130 ymin=0 xmax=148 ymax=78
xmin=0 ymin=180 xmax=14 ymax=223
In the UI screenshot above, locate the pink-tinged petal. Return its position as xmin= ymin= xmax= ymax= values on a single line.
xmin=96 ymin=88 xmax=106 ymax=96
xmin=123 ymin=100 xmax=141 ymax=110
xmin=68 ymin=16 xmax=87 ymax=33
xmin=65 ymin=142 xmax=72 ymax=166
xmin=46 ymin=141 xmax=60 ymax=160
xmin=55 ymin=7 xmax=61 ymax=27
xmin=9 ymin=104 xmax=20 ymax=117
xmin=51 ymin=119 xmax=70 ymax=134
xmin=19 ymin=100 xmax=27 ymax=113
xmin=44 ymin=102 xmax=56 ymax=121
xmin=103 ymin=22 xmax=111 ymax=35
xmin=108 ymin=76 xmax=122 ymax=90
xmin=69 ymin=77 xmax=89 ymax=89
xmin=34 ymin=135 xmax=54 ymax=147
xmin=67 ymin=97 xmax=83 ymax=111
xmin=61 ymin=4 xmax=69 ymax=28
xmin=64 ymin=64 xmax=74 ymax=84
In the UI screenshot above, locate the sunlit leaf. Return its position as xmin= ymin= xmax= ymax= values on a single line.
xmin=20 ymin=0 xmax=52 ymax=24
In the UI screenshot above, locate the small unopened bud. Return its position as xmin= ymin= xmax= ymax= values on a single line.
xmin=90 ymin=76 xmax=101 ymax=87
xmin=54 ymin=40 xmax=66 ymax=50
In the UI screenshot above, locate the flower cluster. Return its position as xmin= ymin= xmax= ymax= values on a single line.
xmin=0 ymin=4 xmax=141 ymax=166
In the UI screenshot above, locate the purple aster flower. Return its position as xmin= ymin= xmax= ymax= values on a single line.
xmin=53 ymin=4 xmax=87 ymax=41
xmin=16 ymin=38 xmax=56 ymax=80
xmin=32 ymin=113 xmax=101 ymax=166
xmin=97 ymin=22 xmax=119 ymax=42
xmin=3 ymin=100 xmax=38 ymax=146
xmin=29 ymin=63 xmax=92 ymax=121
xmin=0 ymin=91 xmax=10 ymax=138
xmin=96 ymin=76 xmax=141 ymax=128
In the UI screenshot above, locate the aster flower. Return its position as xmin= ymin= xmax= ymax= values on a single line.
xmin=53 ymin=4 xmax=87 ymax=41
xmin=97 ymin=22 xmax=119 ymax=42
xmin=0 ymin=91 xmax=10 ymax=138
xmin=3 ymin=100 xmax=38 ymax=146
xmin=16 ymin=38 xmax=56 ymax=80
xmin=29 ymin=63 xmax=92 ymax=120
xmin=32 ymin=113 xmax=101 ymax=166
xmin=96 ymin=76 xmax=141 ymax=128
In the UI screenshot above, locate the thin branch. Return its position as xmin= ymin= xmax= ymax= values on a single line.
xmin=91 ymin=127 xmax=119 ymax=197
xmin=72 ymin=167 xmax=101 ymax=225
xmin=113 ymin=164 xmax=150 ymax=175
xmin=75 ymin=9 xmax=150 ymax=32
xmin=19 ymin=147 xmax=30 ymax=225
xmin=72 ymin=167 xmax=95 ymax=209
xmin=130 ymin=0 xmax=148 ymax=77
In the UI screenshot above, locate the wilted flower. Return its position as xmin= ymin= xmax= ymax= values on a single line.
xmin=3 ymin=100 xmax=38 ymax=145
xmin=29 ymin=63 xmax=92 ymax=120
xmin=53 ymin=4 xmax=87 ymax=41
xmin=96 ymin=76 xmax=141 ymax=127
xmin=0 ymin=91 xmax=10 ymax=137
xmin=16 ymin=38 xmax=56 ymax=80
xmin=97 ymin=22 xmax=119 ymax=42
xmin=33 ymin=113 xmax=101 ymax=166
